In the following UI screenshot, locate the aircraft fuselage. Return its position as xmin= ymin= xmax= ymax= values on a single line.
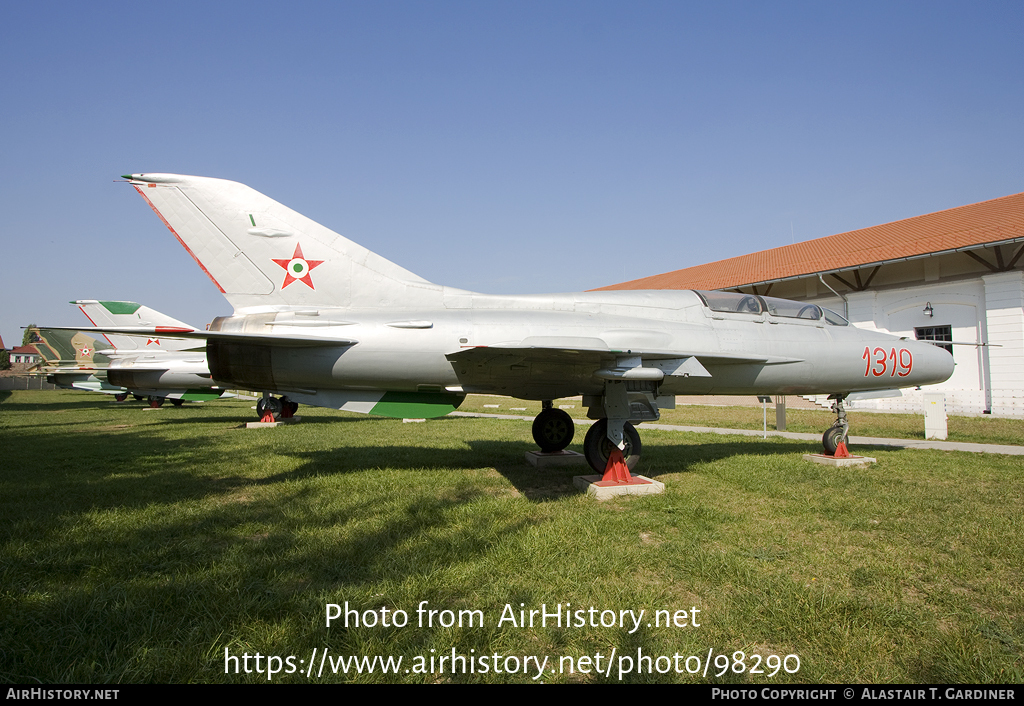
xmin=206 ymin=289 xmax=953 ymax=402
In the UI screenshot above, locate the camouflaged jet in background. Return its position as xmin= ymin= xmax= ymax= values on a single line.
xmin=70 ymin=173 xmax=954 ymax=474
xmin=38 ymin=302 xmax=229 ymax=407
xmin=28 ymin=327 xmax=121 ymax=395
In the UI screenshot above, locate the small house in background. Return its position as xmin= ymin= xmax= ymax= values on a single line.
xmin=9 ymin=345 xmax=41 ymax=370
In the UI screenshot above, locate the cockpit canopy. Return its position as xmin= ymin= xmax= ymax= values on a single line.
xmin=695 ymin=290 xmax=848 ymax=326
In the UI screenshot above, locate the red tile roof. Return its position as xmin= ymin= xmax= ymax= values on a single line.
xmin=596 ymin=191 xmax=1024 ymax=291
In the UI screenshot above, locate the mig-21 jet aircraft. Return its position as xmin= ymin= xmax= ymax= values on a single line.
xmin=76 ymin=299 xmax=230 ymax=406
xmin=27 ymin=327 xmax=123 ymax=395
xmin=39 ymin=301 xmax=229 ymax=406
xmin=67 ymin=173 xmax=954 ymax=474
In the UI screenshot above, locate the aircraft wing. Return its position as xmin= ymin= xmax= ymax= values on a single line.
xmin=446 ymin=342 xmax=803 ymax=393
xmin=38 ymin=326 xmax=358 ymax=349
xmin=447 ymin=342 xmax=801 ymax=369
xmin=445 ymin=342 xmax=802 ymax=399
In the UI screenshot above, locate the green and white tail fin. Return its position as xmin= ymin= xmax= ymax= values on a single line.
xmin=74 ymin=300 xmax=199 ymax=352
xmin=124 ymin=174 xmax=444 ymax=313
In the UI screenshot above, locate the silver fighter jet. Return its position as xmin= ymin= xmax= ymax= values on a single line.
xmin=94 ymin=174 xmax=954 ymax=473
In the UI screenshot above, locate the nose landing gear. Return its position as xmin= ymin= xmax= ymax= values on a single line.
xmin=823 ymin=395 xmax=851 ymax=457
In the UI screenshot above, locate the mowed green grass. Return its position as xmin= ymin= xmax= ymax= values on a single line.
xmin=1 ymin=390 xmax=1022 ymax=683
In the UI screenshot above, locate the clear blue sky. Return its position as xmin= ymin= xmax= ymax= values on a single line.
xmin=2 ymin=1 xmax=1022 ymax=346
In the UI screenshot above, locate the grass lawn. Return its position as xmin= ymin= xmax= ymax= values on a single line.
xmin=1 ymin=390 xmax=1022 ymax=683
xmin=458 ymin=395 xmax=1024 ymax=447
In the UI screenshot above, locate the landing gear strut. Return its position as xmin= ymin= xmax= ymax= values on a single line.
xmin=823 ymin=395 xmax=850 ymax=456
xmin=532 ymin=402 xmax=574 ymax=452
xmin=579 ymin=370 xmax=662 ymax=475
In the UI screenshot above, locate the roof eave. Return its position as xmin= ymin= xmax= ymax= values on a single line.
xmin=718 ymin=235 xmax=1024 ymax=291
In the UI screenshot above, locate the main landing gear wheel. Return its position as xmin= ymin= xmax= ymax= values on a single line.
xmin=114 ymin=393 xmax=128 ymax=402
xmin=280 ymin=397 xmax=299 ymax=419
xmin=171 ymin=399 xmax=184 ymax=407
xmin=256 ymin=396 xmax=282 ymax=420
xmin=532 ymin=408 xmax=575 ymax=452
xmin=148 ymin=396 xmax=165 ymax=408
xmin=133 ymin=394 xmax=145 ymax=401
xmin=583 ymin=420 xmax=642 ymax=474
xmin=822 ymin=426 xmax=844 ymax=455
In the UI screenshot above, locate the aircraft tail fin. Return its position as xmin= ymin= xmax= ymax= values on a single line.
xmin=74 ymin=300 xmax=199 ymax=352
xmin=124 ymin=174 xmax=443 ymax=312
xmin=27 ymin=328 xmax=109 ymax=369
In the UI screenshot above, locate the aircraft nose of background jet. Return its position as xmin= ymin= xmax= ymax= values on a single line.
xmin=906 ymin=339 xmax=955 ymax=387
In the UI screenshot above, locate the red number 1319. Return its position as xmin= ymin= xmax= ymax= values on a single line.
xmin=863 ymin=346 xmax=913 ymax=377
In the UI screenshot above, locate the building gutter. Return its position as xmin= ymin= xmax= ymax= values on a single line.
xmin=817 ymin=274 xmax=848 ymax=320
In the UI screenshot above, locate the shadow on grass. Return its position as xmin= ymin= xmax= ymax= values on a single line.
xmin=1 ymin=475 xmax=543 ymax=681
xmin=0 ymin=398 xmax=121 ymax=412
xmin=1 ymin=419 xmax=834 ymax=521
xmin=5 ymin=393 xmax=1021 ymax=682
xmin=0 ymin=390 xmax=854 ymax=513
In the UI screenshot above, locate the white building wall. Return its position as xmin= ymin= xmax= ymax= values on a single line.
xmin=846 ymin=291 xmax=878 ymax=331
xmin=983 ymin=271 xmax=1024 ymax=417
xmin=804 ymin=275 xmax=1021 ymax=417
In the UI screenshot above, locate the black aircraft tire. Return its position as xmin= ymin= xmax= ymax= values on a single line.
xmin=257 ymin=396 xmax=283 ymax=420
xmin=114 ymin=393 xmax=128 ymax=402
xmin=133 ymin=394 xmax=145 ymax=401
xmin=171 ymin=399 xmax=184 ymax=407
xmin=823 ymin=426 xmax=844 ymax=455
xmin=583 ymin=419 xmax=642 ymax=474
xmin=148 ymin=396 xmax=165 ymax=408
xmin=531 ymin=408 xmax=575 ymax=453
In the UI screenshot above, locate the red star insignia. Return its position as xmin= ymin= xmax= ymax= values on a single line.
xmin=272 ymin=244 xmax=324 ymax=290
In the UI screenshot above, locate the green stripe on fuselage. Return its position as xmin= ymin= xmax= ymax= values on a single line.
xmin=369 ymin=391 xmax=463 ymax=419
xmin=179 ymin=390 xmax=227 ymax=401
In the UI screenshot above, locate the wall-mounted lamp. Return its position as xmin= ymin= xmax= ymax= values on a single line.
xmin=923 ymin=302 xmax=934 ymax=318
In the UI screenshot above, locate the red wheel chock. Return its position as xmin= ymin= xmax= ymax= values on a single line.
xmin=832 ymin=441 xmax=851 ymax=458
xmin=601 ymin=447 xmax=634 ymax=483
xmin=259 ymin=411 xmax=276 ymax=423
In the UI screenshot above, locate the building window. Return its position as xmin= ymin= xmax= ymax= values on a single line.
xmin=915 ymin=325 xmax=953 ymax=355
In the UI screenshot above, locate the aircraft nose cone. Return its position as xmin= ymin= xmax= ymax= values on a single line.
xmin=908 ymin=339 xmax=955 ymax=386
